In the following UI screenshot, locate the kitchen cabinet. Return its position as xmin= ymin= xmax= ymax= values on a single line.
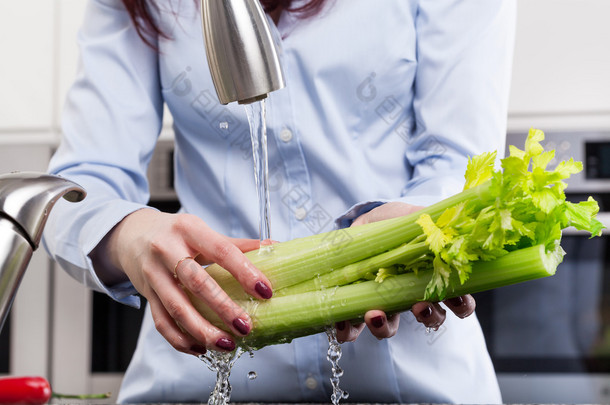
xmin=56 ymin=0 xmax=87 ymax=123
xmin=0 ymin=1 xmax=55 ymax=131
xmin=508 ymin=0 xmax=610 ymax=132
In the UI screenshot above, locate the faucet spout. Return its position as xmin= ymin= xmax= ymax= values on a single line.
xmin=201 ymin=0 xmax=285 ymax=104
xmin=0 ymin=172 xmax=86 ymax=332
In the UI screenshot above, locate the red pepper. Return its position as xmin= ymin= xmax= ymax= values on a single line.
xmin=0 ymin=376 xmax=51 ymax=404
xmin=0 ymin=376 xmax=109 ymax=404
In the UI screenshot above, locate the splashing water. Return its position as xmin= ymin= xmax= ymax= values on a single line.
xmin=244 ymin=100 xmax=273 ymax=253
xmin=199 ymin=349 xmax=244 ymax=405
xmin=325 ymin=327 xmax=349 ymax=405
xmin=247 ymin=371 xmax=257 ymax=380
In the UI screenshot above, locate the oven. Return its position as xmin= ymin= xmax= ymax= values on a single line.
xmin=48 ymin=138 xmax=178 ymax=401
xmin=475 ymin=131 xmax=610 ymax=403
xmin=89 ymin=138 xmax=179 ymax=376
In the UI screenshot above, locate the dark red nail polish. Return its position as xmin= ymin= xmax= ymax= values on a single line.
xmin=233 ymin=318 xmax=250 ymax=335
xmin=421 ymin=305 xmax=433 ymax=319
xmin=447 ymin=296 xmax=464 ymax=307
xmin=190 ymin=344 xmax=207 ymax=355
xmin=371 ymin=316 xmax=385 ymax=328
xmin=216 ymin=338 xmax=236 ymax=351
xmin=336 ymin=321 xmax=346 ymax=331
xmin=255 ymin=281 xmax=273 ymax=299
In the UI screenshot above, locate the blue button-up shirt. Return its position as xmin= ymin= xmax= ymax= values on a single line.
xmin=43 ymin=0 xmax=515 ymax=402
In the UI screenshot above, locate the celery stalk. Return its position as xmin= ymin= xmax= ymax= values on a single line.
xmin=190 ymin=244 xmax=563 ymax=348
xmin=206 ymin=183 xmax=493 ymax=298
xmin=275 ymin=241 xmax=429 ymax=297
xmin=189 ymin=129 xmax=603 ymax=350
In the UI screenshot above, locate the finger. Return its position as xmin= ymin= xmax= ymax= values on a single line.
xmin=443 ymin=295 xmax=476 ymax=319
xmin=147 ymin=294 xmax=208 ymax=356
xmin=364 ymin=310 xmax=400 ymax=340
xmin=335 ymin=320 xmax=366 ymax=343
xmin=174 ymin=258 xmax=253 ymax=337
xmin=412 ymin=301 xmax=446 ymax=330
xmin=194 ymin=239 xmax=280 ymax=266
xmin=181 ymin=221 xmax=273 ymax=300
xmin=146 ymin=264 xmax=238 ymax=352
xmin=230 ymin=238 xmax=263 ymax=253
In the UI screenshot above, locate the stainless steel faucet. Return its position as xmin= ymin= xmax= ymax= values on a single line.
xmin=0 ymin=172 xmax=86 ymax=332
xmin=201 ymin=0 xmax=285 ymax=104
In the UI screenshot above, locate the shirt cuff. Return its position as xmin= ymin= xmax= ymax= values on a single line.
xmin=334 ymin=193 xmax=456 ymax=229
xmin=43 ymin=197 xmax=150 ymax=307
xmin=334 ymin=200 xmax=386 ymax=229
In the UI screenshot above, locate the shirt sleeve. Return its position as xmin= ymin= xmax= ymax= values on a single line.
xmin=41 ymin=0 xmax=164 ymax=306
xmin=337 ymin=0 xmax=516 ymax=227
xmin=402 ymin=0 xmax=516 ymax=207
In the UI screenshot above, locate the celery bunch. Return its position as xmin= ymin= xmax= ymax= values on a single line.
xmin=189 ymin=129 xmax=603 ymax=349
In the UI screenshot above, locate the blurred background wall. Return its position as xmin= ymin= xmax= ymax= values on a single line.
xmin=0 ymin=0 xmax=609 ymax=403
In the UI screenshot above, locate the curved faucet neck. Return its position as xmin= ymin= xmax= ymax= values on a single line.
xmin=0 ymin=172 xmax=86 ymax=248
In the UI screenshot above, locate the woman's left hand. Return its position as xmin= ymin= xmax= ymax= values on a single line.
xmin=335 ymin=202 xmax=476 ymax=343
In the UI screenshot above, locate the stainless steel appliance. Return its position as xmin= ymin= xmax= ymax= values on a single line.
xmin=476 ymin=131 xmax=610 ymax=403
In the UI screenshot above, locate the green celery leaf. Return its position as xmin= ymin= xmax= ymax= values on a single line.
xmin=416 ymin=214 xmax=455 ymax=254
xmin=565 ymin=198 xmax=605 ymax=237
xmin=424 ymin=256 xmax=452 ymax=301
xmin=463 ymin=151 xmax=497 ymax=190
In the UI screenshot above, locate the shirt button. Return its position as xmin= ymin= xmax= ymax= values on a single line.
xmin=305 ymin=376 xmax=318 ymax=390
xmin=280 ymin=128 xmax=293 ymax=143
xmin=294 ymin=207 xmax=307 ymax=221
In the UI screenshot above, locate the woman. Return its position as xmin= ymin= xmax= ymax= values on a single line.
xmin=43 ymin=0 xmax=516 ymax=402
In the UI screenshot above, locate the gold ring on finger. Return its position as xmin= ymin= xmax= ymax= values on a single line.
xmin=173 ymin=256 xmax=193 ymax=279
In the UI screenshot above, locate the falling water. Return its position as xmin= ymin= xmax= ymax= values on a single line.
xmin=199 ymin=349 xmax=244 ymax=405
xmin=244 ymin=99 xmax=273 ymax=252
xmin=325 ymin=327 xmax=349 ymax=405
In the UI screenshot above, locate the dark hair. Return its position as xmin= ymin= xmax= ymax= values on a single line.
xmin=122 ymin=0 xmax=326 ymax=47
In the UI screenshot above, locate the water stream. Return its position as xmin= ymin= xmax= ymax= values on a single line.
xmin=244 ymin=99 xmax=273 ymax=251
xmin=202 ymin=100 xmax=347 ymax=405
xmin=326 ymin=327 xmax=349 ymax=405
xmin=199 ymin=349 xmax=244 ymax=405
xmin=200 ymin=100 xmax=274 ymax=405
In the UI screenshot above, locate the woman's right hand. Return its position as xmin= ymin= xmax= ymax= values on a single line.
xmin=98 ymin=208 xmax=273 ymax=355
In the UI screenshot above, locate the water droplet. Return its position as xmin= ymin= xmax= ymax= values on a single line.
xmin=219 ymin=121 xmax=229 ymax=130
xmin=247 ymin=371 xmax=257 ymax=380
xmin=340 ymin=299 xmax=347 ymax=307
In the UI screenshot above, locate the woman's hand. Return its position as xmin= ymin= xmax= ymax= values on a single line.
xmin=335 ymin=202 xmax=476 ymax=343
xmin=96 ymin=209 xmax=273 ymax=355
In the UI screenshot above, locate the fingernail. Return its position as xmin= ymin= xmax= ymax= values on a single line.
xmin=190 ymin=344 xmax=207 ymax=355
xmin=233 ymin=318 xmax=250 ymax=335
xmin=216 ymin=338 xmax=236 ymax=351
xmin=421 ymin=305 xmax=433 ymax=319
xmin=447 ymin=296 xmax=464 ymax=307
xmin=336 ymin=321 xmax=346 ymax=331
xmin=255 ymin=281 xmax=273 ymax=299
xmin=371 ymin=316 xmax=385 ymax=328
